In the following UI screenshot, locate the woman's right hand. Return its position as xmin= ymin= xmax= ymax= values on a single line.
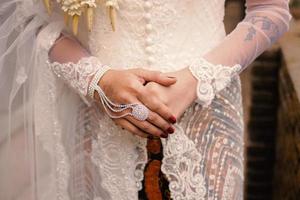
xmin=93 ymin=68 xmax=177 ymax=139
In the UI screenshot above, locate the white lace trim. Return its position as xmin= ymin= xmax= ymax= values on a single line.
xmin=90 ymin=115 xmax=147 ymax=200
xmin=133 ymin=138 xmax=148 ymax=191
xmin=189 ymin=58 xmax=241 ymax=107
xmin=48 ymin=56 xmax=102 ymax=97
xmin=161 ymin=125 xmax=207 ymax=200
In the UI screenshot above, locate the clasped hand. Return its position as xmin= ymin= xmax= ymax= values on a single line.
xmin=96 ymin=67 xmax=197 ymax=139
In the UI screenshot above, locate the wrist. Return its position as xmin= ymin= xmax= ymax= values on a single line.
xmin=48 ymin=56 xmax=102 ymax=97
xmin=88 ymin=65 xmax=112 ymax=99
xmin=182 ymin=67 xmax=198 ymax=102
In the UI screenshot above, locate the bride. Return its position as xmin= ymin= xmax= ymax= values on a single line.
xmin=0 ymin=0 xmax=290 ymax=199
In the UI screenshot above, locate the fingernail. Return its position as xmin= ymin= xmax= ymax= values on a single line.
xmin=167 ymin=76 xmax=176 ymax=79
xmin=167 ymin=127 xmax=174 ymax=134
xmin=169 ymin=116 xmax=177 ymax=124
xmin=161 ymin=133 xmax=168 ymax=138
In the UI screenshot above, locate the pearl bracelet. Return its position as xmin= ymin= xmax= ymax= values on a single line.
xmin=88 ymin=65 xmax=111 ymax=99
xmin=189 ymin=58 xmax=241 ymax=107
xmin=48 ymin=56 xmax=149 ymax=121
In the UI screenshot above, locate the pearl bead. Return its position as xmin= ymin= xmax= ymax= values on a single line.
xmin=144 ymin=1 xmax=153 ymax=10
xmin=144 ymin=13 xmax=151 ymax=23
xmin=146 ymin=37 xmax=153 ymax=45
xmin=146 ymin=24 xmax=153 ymax=33
xmin=147 ymin=56 xmax=155 ymax=64
xmin=145 ymin=46 xmax=153 ymax=54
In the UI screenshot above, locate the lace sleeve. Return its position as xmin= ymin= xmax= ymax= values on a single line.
xmin=189 ymin=0 xmax=291 ymax=106
xmin=47 ymin=35 xmax=105 ymax=104
xmin=47 ymin=56 xmax=103 ymax=97
xmin=203 ymin=0 xmax=291 ymax=68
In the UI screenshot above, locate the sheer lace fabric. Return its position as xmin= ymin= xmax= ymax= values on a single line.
xmin=0 ymin=0 xmax=290 ymax=200
xmin=161 ymin=77 xmax=244 ymax=200
xmin=203 ymin=0 xmax=291 ymax=69
xmin=48 ymin=57 xmax=102 ymax=97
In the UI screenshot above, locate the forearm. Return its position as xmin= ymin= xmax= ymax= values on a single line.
xmin=203 ymin=0 xmax=291 ymax=68
xmin=187 ymin=0 xmax=291 ymax=106
xmin=49 ymin=35 xmax=90 ymax=63
xmin=47 ymin=34 xmax=104 ymax=99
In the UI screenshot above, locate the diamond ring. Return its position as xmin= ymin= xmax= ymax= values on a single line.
xmin=88 ymin=68 xmax=149 ymax=121
xmin=130 ymin=104 xmax=149 ymax=121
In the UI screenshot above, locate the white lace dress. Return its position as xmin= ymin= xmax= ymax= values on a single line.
xmin=0 ymin=0 xmax=290 ymax=200
xmin=85 ymin=1 xmax=243 ymax=199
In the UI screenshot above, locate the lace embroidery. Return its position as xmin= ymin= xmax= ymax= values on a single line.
xmin=48 ymin=56 xmax=102 ymax=96
xmin=134 ymin=138 xmax=148 ymax=190
xmin=161 ymin=125 xmax=206 ymax=200
xmin=90 ymin=114 xmax=147 ymax=200
xmin=89 ymin=0 xmax=227 ymax=72
xmin=189 ymin=58 xmax=241 ymax=107
xmin=222 ymin=164 xmax=244 ymax=199
xmin=35 ymin=64 xmax=70 ymax=200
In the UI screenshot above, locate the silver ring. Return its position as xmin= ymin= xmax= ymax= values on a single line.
xmin=131 ymin=104 xmax=149 ymax=121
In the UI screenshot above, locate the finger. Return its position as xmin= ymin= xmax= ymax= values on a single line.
xmin=110 ymin=95 xmax=171 ymax=137
xmin=147 ymin=111 xmax=175 ymax=134
xmin=126 ymin=115 xmax=169 ymax=138
xmin=138 ymin=94 xmax=177 ymax=124
xmin=131 ymin=69 xmax=177 ymax=86
xmin=114 ymin=119 xmax=149 ymax=138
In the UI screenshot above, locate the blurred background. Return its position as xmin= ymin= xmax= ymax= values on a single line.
xmin=224 ymin=0 xmax=300 ymax=199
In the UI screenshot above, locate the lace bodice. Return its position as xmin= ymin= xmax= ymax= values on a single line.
xmin=87 ymin=0 xmax=227 ymax=72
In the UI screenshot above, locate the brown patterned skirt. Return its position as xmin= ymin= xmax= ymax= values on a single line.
xmin=138 ymin=138 xmax=171 ymax=200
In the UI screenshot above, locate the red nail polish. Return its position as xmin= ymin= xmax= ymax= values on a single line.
xmin=161 ymin=133 xmax=168 ymax=138
xmin=169 ymin=116 xmax=177 ymax=124
xmin=167 ymin=127 xmax=174 ymax=134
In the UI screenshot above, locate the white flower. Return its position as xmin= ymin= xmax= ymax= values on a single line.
xmin=81 ymin=0 xmax=97 ymax=8
xmin=105 ymin=0 xmax=119 ymax=9
xmin=60 ymin=0 xmax=97 ymax=16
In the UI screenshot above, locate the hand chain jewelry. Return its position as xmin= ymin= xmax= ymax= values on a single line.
xmin=48 ymin=56 xmax=149 ymax=121
xmin=189 ymin=58 xmax=241 ymax=107
xmin=88 ymin=65 xmax=149 ymax=121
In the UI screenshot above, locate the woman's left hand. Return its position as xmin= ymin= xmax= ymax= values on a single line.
xmin=144 ymin=67 xmax=198 ymax=119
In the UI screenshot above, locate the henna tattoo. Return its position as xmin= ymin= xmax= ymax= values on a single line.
xmin=245 ymin=27 xmax=257 ymax=41
xmin=244 ymin=15 xmax=280 ymax=42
